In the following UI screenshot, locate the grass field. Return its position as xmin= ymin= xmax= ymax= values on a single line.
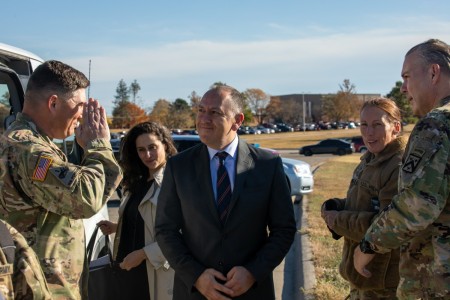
xmin=307 ymin=155 xmax=361 ymax=299
xmin=233 ymin=124 xmax=414 ymax=150
xmin=113 ymin=124 xmax=415 ymax=150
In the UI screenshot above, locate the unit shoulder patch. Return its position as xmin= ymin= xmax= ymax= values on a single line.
xmin=49 ymin=166 xmax=76 ymax=187
xmin=402 ymin=149 xmax=425 ymax=173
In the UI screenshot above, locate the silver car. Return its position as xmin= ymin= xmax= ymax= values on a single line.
xmin=280 ymin=157 xmax=314 ymax=196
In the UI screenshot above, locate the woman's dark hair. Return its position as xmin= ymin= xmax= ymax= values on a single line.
xmin=120 ymin=122 xmax=177 ymax=193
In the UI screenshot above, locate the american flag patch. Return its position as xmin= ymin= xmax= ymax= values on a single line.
xmin=32 ymin=155 xmax=53 ymax=181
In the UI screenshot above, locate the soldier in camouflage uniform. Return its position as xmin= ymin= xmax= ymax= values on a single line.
xmin=0 ymin=219 xmax=52 ymax=300
xmin=0 ymin=60 xmax=122 ymax=299
xmin=354 ymin=39 xmax=450 ymax=299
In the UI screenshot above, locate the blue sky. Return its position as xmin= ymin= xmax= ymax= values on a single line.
xmin=3 ymin=1 xmax=450 ymax=114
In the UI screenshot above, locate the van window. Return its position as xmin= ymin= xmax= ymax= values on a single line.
xmin=0 ymin=72 xmax=18 ymax=134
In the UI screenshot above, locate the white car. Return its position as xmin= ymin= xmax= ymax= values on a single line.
xmin=0 ymin=43 xmax=109 ymax=260
xmin=171 ymin=135 xmax=314 ymax=196
xmin=280 ymin=157 xmax=314 ymax=196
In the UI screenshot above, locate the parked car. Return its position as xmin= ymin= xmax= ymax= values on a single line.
xmin=237 ymin=127 xmax=249 ymax=135
xmin=257 ymin=125 xmax=272 ymax=134
xmin=349 ymin=136 xmax=367 ymax=153
xmin=299 ymin=138 xmax=354 ymax=156
xmin=262 ymin=123 xmax=281 ymax=133
xmin=171 ymin=135 xmax=314 ymax=196
xmin=248 ymin=127 xmax=261 ymax=134
xmin=0 ymin=43 xmax=109 ymax=260
xmin=171 ymin=128 xmax=183 ymax=135
xmin=276 ymin=124 xmax=294 ymax=132
xmin=182 ymin=129 xmax=198 ymax=135
xmin=110 ymin=138 xmax=122 ymax=160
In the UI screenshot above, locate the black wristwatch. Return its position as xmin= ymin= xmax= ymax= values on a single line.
xmin=359 ymin=238 xmax=375 ymax=254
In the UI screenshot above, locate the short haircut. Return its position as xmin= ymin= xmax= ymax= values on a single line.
xmin=204 ymin=85 xmax=244 ymax=116
xmin=406 ymin=39 xmax=450 ymax=76
xmin=25 ymin=60 xmax=89 ymax=102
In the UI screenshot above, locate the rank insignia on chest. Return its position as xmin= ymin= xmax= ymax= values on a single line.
xmin=32 ymin=155 xmax=53 ymax=181
xmin=402 ymin=149 xmax=424 ymax=173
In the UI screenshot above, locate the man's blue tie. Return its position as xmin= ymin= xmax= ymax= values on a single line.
xmin=216 ymin=152 xmax=232 ymax=223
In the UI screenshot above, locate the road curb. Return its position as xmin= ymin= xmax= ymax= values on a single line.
xmin=274 ymin=195 xmax=316 ymax=299
xmin=297 ymin=195 xmax=317 ymax=299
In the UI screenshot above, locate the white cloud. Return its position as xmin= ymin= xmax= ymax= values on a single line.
xmin=61 ymin=18 xmax=450 ymax=113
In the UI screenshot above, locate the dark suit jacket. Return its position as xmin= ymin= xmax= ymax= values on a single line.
xmin=155 ymin=139 xmax=296 ymax=300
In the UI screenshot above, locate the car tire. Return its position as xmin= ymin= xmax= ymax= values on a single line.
xmin=359 ymin=147 xmax=367 ymax=154
xmin=303 ymin=149 xmax=313 ymax=156
xmin=337 ymin=149 xmax=346 ymax=156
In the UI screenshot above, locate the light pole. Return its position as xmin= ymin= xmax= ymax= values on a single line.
xmin=302 ymin=93 xmax=305 ymax=132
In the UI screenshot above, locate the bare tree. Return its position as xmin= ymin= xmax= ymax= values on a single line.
xmin=322 ymin=79 xmax=361 ymax=122
xmin=243 ymin=88 xmax=269 ymax=124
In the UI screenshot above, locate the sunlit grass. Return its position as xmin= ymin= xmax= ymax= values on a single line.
xmin=238 ymin=124 xmax=413 ymax=150
xmin=307 ymin=155 xmax=360 ymax=299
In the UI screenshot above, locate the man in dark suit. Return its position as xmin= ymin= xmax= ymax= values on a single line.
xmin=155 ymin=85 xmax=296 ymax=299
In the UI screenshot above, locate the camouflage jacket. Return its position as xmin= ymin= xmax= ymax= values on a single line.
xmin=0 ymin=220 xmax=52 ymax=300
xmin=365 ymin=96 xmax=450 ymax=299
xmin=0 ymin=113 xmax=122 ymax=300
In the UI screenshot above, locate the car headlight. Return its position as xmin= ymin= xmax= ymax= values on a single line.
xmin=293 ymin=164 xmax=311 ymax=176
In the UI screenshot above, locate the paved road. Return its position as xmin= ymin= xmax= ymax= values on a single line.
xmin=279 ymin=150 xmax=339 ymax=167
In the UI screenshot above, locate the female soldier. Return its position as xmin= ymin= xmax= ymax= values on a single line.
xmin=321 ymin=98 xmax=406 ymax=299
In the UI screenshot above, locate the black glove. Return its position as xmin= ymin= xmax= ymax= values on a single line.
xmin=322 ymin=199 xmax=342 ymax=240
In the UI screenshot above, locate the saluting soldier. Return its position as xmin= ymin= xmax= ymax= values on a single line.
xmin=0 ymin=60 xmax=122 ymax=299
xmin=354 ymin=39 xmax=450 ymax=299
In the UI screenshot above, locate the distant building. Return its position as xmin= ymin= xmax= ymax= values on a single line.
xmin=270 ymin=93 xmax=381 ymax=123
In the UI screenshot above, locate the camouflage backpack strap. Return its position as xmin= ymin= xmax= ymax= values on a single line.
xmin=0 ymin=221 xmax=15 ymax=264
xmin=0 ymin=220 xmax=14 ymax=300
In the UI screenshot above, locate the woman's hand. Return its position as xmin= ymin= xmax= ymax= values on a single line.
xmin=97 ymin=220 xmax=118 ymax=235
xmin=120 ymin=249 xmax=147 ymax=271
xmin=321 ymin=210 xmax=338 ymax=229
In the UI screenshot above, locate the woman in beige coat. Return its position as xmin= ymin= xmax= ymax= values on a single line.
xmin=321 ymin=98 xmax=406 ymax=299
xmin=98 ymin=122 xmax=176 ymax=300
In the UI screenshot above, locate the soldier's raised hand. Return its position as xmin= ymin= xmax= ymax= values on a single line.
xmin=75 ymin=98 xmax=110 ymax=149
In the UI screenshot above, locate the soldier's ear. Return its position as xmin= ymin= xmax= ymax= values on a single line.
xmin=48 ymin=95 xmax=58 ymax=112
xmin=430 ymin=64 xmax=441 ymax=83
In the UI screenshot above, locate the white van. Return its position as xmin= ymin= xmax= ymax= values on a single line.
xmin=0 ymin=42 xmax=110 ymax=260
